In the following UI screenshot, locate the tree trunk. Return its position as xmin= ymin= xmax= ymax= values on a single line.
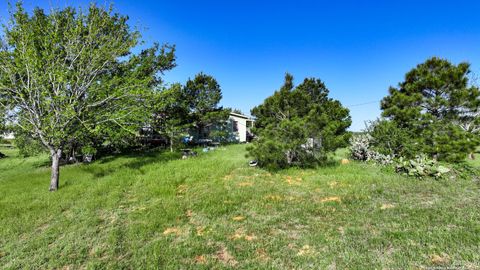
xmin=286 ymin=150 xmax=293 ymax=165
xmin=49 ymin=149 xmax=62 ymax=191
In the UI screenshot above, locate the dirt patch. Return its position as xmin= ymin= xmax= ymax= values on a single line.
xmin=232 ymin=216 xmax=246 ymax=221
xmin=238 ymin=181 xmax=253 ymax=187
xmin=230 ymin=229 xmax=257 ymax=241
xmin=297 ymin=245 xmax=315 ymax=256
xmin=256 ymin=248 xmax=270 ymax=261
xmin=195 ymin=255 xmax=207 ymax=264
xmin=319 ymin=196 xmax=341 ymax=203
xmin=216 ymin=246 xmax=238 ymax=267
xmin=176 ymin=184 xmax=188 ymax=196
xmin=163 ymin=227 xmax=181 ymax=236
xmin=196 ymin=226 xmax=206 ymax=236
xmin=380 ymin=203 xmax=395 ymax=210
xmin=285 ymin=176 xmax=302 ymax=185
xmin=430 ymin=253 xmax=450 ymax=265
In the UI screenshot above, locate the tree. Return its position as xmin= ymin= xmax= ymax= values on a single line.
xmin=0 ymin=104 xmax=6 ymax=136
xmin=380 ymin=57 xmax=480 ymax=162
xmin=232 ymin=108 xmax=244 ymax=115
xmin=152 ymin=83 xmax=190 ymax=152
xmin=183 ymin=73 xmax=229 ymax=140
xmin=365 ymin=119 xmax=417 ymax=158
xmin=248 ymin=74 xmax=351 ymax=170
xmin=0 ymin=3 xmax=176 ymax=190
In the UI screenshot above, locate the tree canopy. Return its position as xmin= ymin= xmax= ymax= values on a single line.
xmin=183 ymin=73 xmax=230 ymax=140
xmin=152 ymin=83 xmax=190 ymax=151
xmin=0 ymin=3 xmax=176 ymax=190
xmin=380 ymin=57 xmax=480 ymax=162
xmin=248 ymin=74 xmax=351 ymax=170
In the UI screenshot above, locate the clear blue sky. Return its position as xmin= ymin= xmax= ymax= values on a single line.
xmin=2 ymin=1 xmax=480 ymax=130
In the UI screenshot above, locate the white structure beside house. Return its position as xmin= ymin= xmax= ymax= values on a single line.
xmin=229 ymin=112 xmax=254 ymax=142
xmin=1 ymin=133 xmax=14 ymax=140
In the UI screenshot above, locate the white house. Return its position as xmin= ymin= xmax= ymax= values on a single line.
xmin=1 ymin=133 xmax=14 ymax=140
xmin=228 ymin=112 xmax=254 ymax=142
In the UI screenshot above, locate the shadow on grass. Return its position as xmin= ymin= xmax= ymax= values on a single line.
xmin=259 ymin=158 xmax=341 ymax=173
xmin=32 ymin=158 xmax=51 ymax=168
xmin=318 ymin=158 xmax=342 ymax=168
xmin=80 ymin=150 xmax=182 ymax=179
xmin=123 ymin=151 xmax=181 ymax=170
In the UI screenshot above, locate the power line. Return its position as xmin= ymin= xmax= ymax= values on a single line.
xmin=346 ymin=100 xmax=381 ymax=108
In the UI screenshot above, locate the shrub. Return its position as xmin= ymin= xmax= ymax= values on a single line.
xmin=367 ymin=151 xmax=394 ymax=165
xmin=14 ymin=132 xmax=46 ymax=157
xmin=366 ymin=119 xmax=417 ymax=158
xmin=349 ymin=134 xmax=393 ymax=165
xmin=349 ymin=133 xmax=370 ymax=161
xmin=395 ymin=155 xmax=450 ymax=179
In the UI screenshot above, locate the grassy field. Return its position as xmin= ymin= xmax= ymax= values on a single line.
xmin=0 ymin=144 xmax=479 ymax=269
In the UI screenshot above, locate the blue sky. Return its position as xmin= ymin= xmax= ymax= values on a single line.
xmin=2 ymin=1 xmax=480 ymax=130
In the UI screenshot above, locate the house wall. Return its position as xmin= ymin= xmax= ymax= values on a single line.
xmin=229 ymin=115 xmax=248 ymax=142
xmin=229 ymin=114 xmax=255 ymax=142
xmin=187 ymin=112 xmax=254 ymax=143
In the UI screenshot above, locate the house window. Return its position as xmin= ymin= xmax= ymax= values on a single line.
xmin=233 ymin=120 xmax=238 ymax=132
xmin=246 ymin=121 xmax=253 ymax=128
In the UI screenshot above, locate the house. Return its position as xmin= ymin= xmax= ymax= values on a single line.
xmin=228 ymin=112 xmax=254 ymax=142
xmin=1 ymin=133 xmax=14 ymax=140
xmin=141 ymin=112 xmax=255 ymax=146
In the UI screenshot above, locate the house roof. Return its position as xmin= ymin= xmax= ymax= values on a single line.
xmin=229 ymin=112 xmax=254 ymax=120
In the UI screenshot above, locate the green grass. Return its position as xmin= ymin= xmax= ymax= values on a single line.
xmin=466 ymin=147 xmax=480 ymax=168
xmin=0 ymin=145 xmax=479 ymax=269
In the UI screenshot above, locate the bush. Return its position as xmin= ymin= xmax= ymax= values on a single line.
xmin=349 ymin=134 xmax=393 ymax=165
xmin=395 ymin=155 xmax=450 ymax=179
xmin=349 ymin=133 xmax=370 ymax=161
xmin=14 ymin=133 xmax=46 ymax=157
xmin=420 ymin=122 xmax=477 ymax=163
xmin=366 ymin=119 xmax=417 ymax=158
xmin=367 ymin=151 xmax=393 ymax=166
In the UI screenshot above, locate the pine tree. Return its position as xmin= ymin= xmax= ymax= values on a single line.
xmin=380 ymin=57 xmax=480 ymax=162
xmin=248 ymin=74 xmax=351 ymax=170
xmin=183 ymin=73 xmax=229 ymax=140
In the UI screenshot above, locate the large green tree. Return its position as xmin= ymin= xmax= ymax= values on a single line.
xmin=381 ymin=57 xmax=480 ymax=162
xmin=249 ymin=74 xmax=351 ymax=170
xmin=0 ymin=3 xmax=175 ymax=190
xmin=152 ymin=83 xmax=190 ymax=152
xmin=183 ymin=73 xmax=229 ymax=140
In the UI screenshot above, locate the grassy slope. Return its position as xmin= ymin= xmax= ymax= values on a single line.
xmin=0 ymin=145 xmax=479 ymax=269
